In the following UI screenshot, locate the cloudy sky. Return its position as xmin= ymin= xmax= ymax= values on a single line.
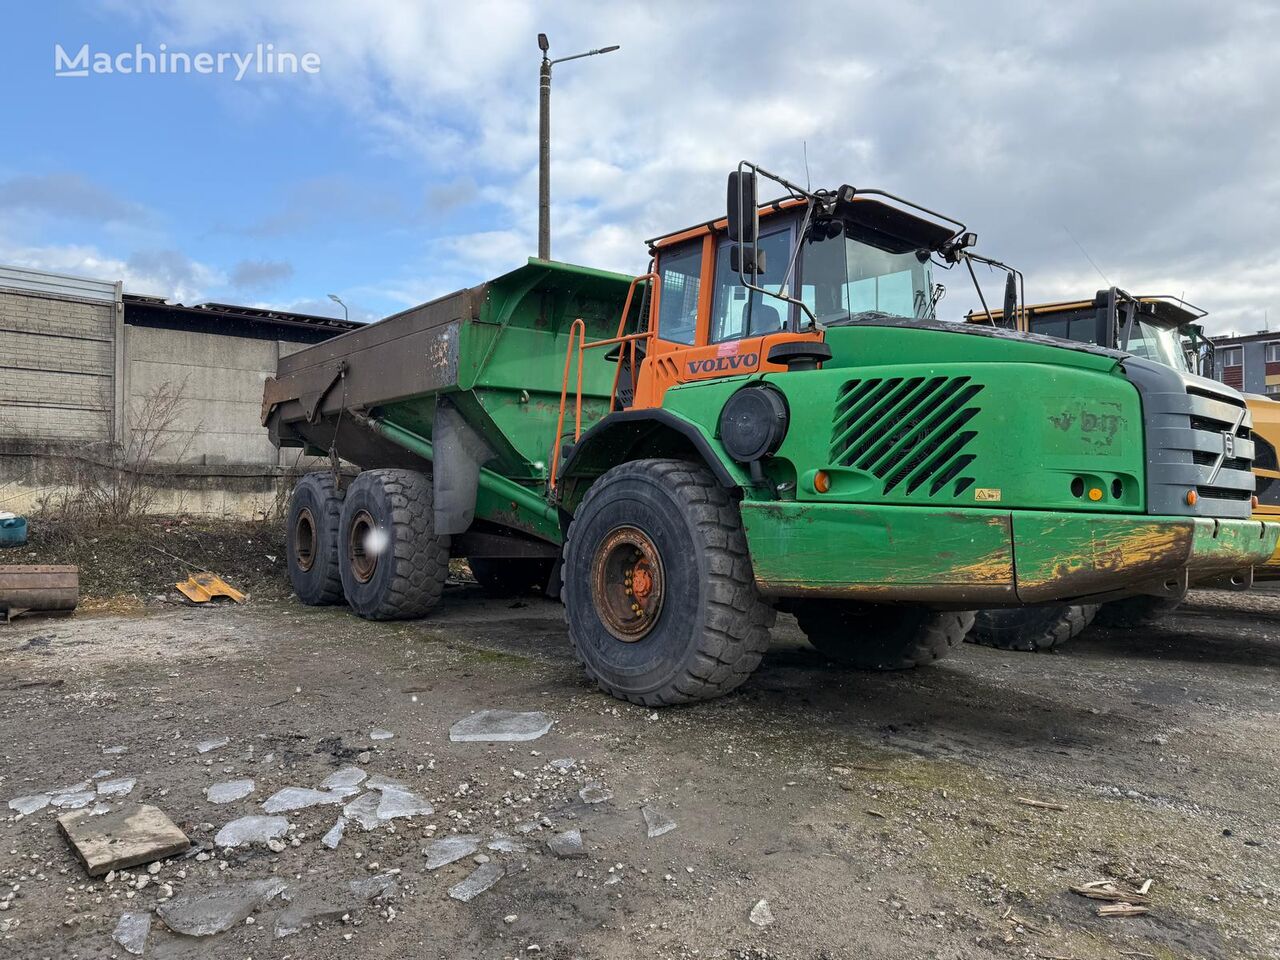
xmin=1 ymin=1 xmax=1277 ymax=332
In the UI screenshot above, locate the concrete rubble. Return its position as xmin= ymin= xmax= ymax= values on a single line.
xmin=448 ymin=862 xmax=504 ymax=902
xmin=96 ymin=777 xmax=136 ymax=798
xmin=213 ymin=815 xmax=289 ymax=849
xmin=547 ymin=828 xmax=586 ymax=858
xmin=449 ymin=710 xmax=553 ymax=743
xmin=642 ymin=805 xmax=677 ymax=838
xmin=58 ymin=803 xmax=190 ymax=877
xmin=321 ymin=766 xmax=367 ymax=790
xmin=205 ymin=778 xmax=255 ymax=804
xmin=749 ymin=899 xmax=775 ymax=927
xmin=195 ymin=736 xmax=230 ymax=754
xmin=261 ymin=785 xmax=355 ymax=813
xmin=157 ymin=877 xmax=287 ymax=936
xmin=321 ymin=816 xmax=347 ymax=849
xmin=424 ymin=834 xmax=480 ymax=869
xmin=579 ymin=781 xmax=613 ymax=804
xmin=111 ymin=911 xmax=151 ymax=955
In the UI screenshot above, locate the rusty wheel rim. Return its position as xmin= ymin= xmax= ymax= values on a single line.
xmin=591 ymin=525 xmax=664 ymax=642
xmin=294 ymin=507 xmax=317 ymax=572
xmin=348 ymin=509 xmax=379 ymax=584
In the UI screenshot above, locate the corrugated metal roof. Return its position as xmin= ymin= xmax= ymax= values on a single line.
xmin=0 ymin=263 xmax=119 ymax=304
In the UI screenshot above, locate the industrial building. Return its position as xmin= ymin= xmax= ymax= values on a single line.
xmin=0 ymin=263 xmax=356 ymax=517
xmin=1207 ymin=329 xmax=1280 ymax=397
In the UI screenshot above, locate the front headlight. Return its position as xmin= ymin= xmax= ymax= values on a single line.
xmin=718 ymin=385 xmax=789 ymax=462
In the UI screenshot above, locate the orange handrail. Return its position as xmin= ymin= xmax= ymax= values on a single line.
xmin=549 ymin=273 xmax=656 ymax=491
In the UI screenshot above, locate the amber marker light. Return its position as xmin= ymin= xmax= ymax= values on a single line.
xmin=1253 ymin=495 xmax=1260 ymax=509
xmin=1185 ymin=490 xmax=1199 ymax=507
xmin=1088 ymin=487 xmax=1104 ymax=502
xmin=813 ymin=471 xmax=831 ymax=493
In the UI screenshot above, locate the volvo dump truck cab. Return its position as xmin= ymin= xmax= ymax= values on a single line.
xmin=963 ymin=290 xmax=1280 ymax=649
xmin=264 ymin=165 xmax=1277 ymax=705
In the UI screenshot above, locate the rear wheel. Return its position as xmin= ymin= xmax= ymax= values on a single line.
xmin=338 ymin=469 xmax=448 ymax=620
xmin=561 ymin=459 xmax=775 ymax=706
xmin=285 ymin=473 xmax=344 ymax=606
xmin=468 ymin=557 xmax=556 ymax=597
xmin=793 ymin=603 xmax=975 ymax=670
xmin=1093 ymin=594 xmax=1182 ymax=629
xmin=966 ymin=604 xmax=1098 ymax=652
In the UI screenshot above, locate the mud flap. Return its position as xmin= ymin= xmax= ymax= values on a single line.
xmin=432 ymin=398 xmax=497 ymax=536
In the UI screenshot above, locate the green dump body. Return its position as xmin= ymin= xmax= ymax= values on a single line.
xmin=263 ymin=259 xmax=640 ymax=546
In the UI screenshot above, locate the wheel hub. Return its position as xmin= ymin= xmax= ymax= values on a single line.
xmin=348 ymin=509 xmax=379 ymax=584
xmin=294 ymin=508 xmax=317 ymax=573
xmin=591 ymin=526 xmax=664 ymax=642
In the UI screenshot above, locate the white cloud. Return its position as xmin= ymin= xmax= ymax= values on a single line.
xmin=0 ymin=240 xmax=223 ymax=302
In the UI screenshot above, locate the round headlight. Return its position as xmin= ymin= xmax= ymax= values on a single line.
xmin=718 ymin=386 xmax=788 ymax=462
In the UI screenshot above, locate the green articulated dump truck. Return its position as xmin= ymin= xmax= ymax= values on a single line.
xmin=262 ymin=164 xmax=1278 ymax=706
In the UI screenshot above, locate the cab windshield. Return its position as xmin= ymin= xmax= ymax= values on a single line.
xmin=1124 ymin=319 xmax=1192 ymax=373
xmin=800 ymin=229 xmax=934 ymax=324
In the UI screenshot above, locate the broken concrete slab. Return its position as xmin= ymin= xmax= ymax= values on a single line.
xmin=205 ymin=778 xmax=255 ymax=804
xmin=321 ymin=766 xmax=367 ymax=791
xmin=112 ymin=911 xmax=150 ymax=955
xmin=448 ymin=862 xmax=504 ymax=902
xmin=350 ymin=871 xmax=400 ymax=901
xmin=342 ymin=792 xmax=385 ymax=831
xmin=321 ymin=817 xmax=346 ymax=850
xmin=195 ymin=736 xmax=230 ymax=755
xmin=547 ymin=828 xmax=586 ymax=858
xmin=376 ymin=786 xmax=433 ymax=820
xmin=424 ymin=834 xmax=481 ymax=870
xmin=97 ymin=777 xmax=136 ymax=798
xmin=157 ymin=878 xmax=287 ymax=936
xmin=448 ymin=710 xmax=552 ymax=743
xmin=51 ymin=790 xmax=96 ymax=810
xmin=579 ymin=782 xmax=613 ymax=804
xmin=214 ymin=815 xmax=288 ymax=849
xmin=274 ymin=898 xmax=347 ymax=940
xmin=8 ymin=793 xmax=50 ymax=815
xmin=58 ymin=804 xmax=190 ymax=877
xmin=642 ymin=805 xmax=677 ymax=838
xmin=261 ymin=786 xmax=354 ymax=813
xmin=487 ymin=835 xmax=527 ymax=854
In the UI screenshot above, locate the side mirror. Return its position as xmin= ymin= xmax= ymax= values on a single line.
xmin=1002 ymin=272 xmax=1017 ymax=327
xmin=729 ymin=245 xmax=766 ymax=275
xmin=726 ymin=171 xmax=758 ymax=245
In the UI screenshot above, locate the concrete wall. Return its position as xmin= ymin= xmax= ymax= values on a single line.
xmin=0 ymin=287 xmax=120 ymax=443
xmin=123 ymin=326 xmax=309 ymax=467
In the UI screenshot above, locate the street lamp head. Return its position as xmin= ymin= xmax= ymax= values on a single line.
xmin=537 ymin=33 xmax=549 ymax=52
xmin=327 ymin=293 xmax=343 ymax=304
xmin=598 ymin=45 xmax=620 ymax=54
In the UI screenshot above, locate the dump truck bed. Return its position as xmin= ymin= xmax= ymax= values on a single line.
xmin=262 ymin=258 xmax=642 ymax=545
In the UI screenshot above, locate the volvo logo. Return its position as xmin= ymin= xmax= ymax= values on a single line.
xmin=1222 ymin=430 xmax=1236 ymax=459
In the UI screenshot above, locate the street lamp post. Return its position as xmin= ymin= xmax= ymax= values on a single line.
xmin=327 ymin=293 xmax=348 ymax=322
xmin=537 ymin=33 xmax=619 ymax=261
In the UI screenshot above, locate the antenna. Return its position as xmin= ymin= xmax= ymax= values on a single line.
xmin=1061 ymin=225 xmax=1110 ymax=286
xmin=802 ymin=141 xmax=811 ymax=192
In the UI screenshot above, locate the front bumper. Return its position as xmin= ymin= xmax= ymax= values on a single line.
xmin=740 ymin=502 xmax=1279 ymax=606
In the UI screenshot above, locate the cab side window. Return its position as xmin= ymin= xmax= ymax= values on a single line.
xmin=711 ymin=229 xmax=792 ymax=342
xmin=656 ymin=244 xmax=702 ymax=345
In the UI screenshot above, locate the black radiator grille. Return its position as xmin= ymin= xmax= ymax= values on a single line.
xmin=829 ymin=376 xmax=985 ymax=498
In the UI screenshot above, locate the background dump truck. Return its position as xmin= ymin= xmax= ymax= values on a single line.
xmin=262 ymin=165 xmax=1277 ymax=705
xmin=964 ymin=289 xmax=1280 ymax=650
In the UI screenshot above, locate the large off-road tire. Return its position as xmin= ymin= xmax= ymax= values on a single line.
xmin=285 ymin=472 xmax=344 ymax=606
xmin=468 ymin=557 xmax=556 ymax=598
xmin=966 ymin=604 xmax=1099 ymax=652
xmin=338 ymin=469 xmax=448 ymax=620
xmin=1093 ymin=594 xmax=1182 ymax=629
xmin=561 ymin=459 xmax=776 ymax=707
xmin=793 ymin=603 xmax=975 ymax=670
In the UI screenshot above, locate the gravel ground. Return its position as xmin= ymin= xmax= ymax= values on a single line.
xmin=1 ymin=578 xmax=1278 ymax=959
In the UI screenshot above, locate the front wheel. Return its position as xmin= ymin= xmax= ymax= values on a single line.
xmin=793 ymin=603 xmax=975 ymax=670
xmin=966 ymin=604 xmax=1098 ymax=652
xmin=561 ymin=459 xmax=775 ymax=707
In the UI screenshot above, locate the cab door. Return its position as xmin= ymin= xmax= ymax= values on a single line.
xmin=632 ymin=222 xmax=818 ymax=409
